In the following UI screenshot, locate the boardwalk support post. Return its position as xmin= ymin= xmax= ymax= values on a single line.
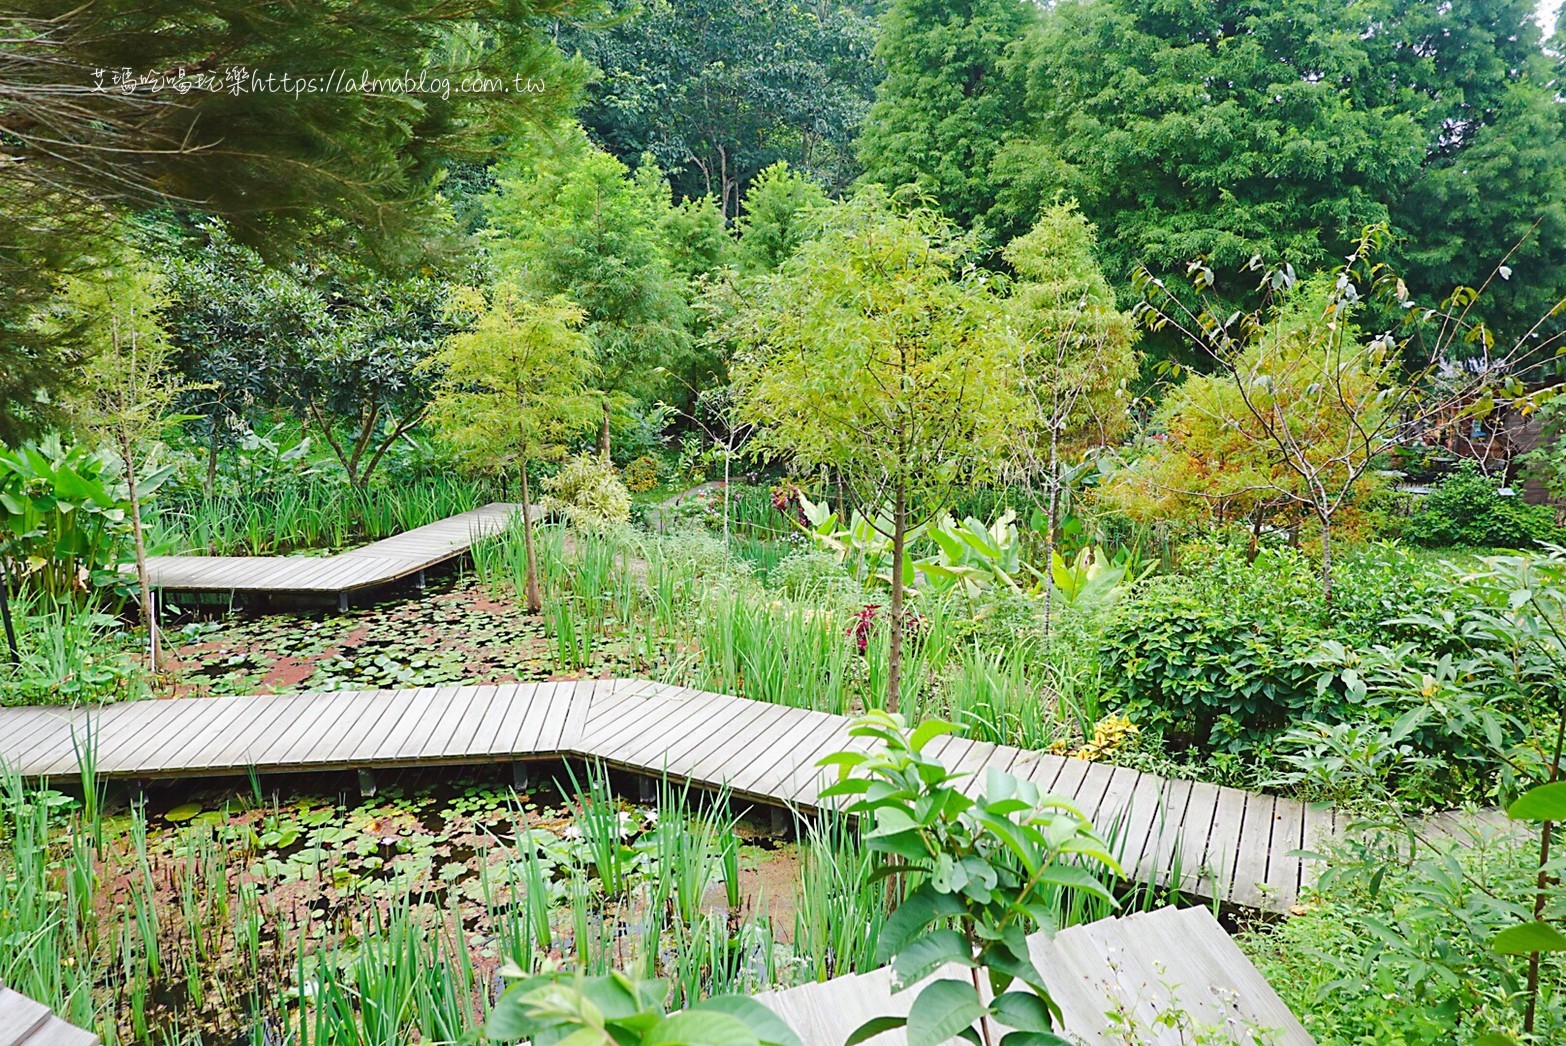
xmin=416 ymin=569 xmax=426 ymax=591
xmin=512 ymin=761 xmax=530 ymax=791
xmin=338 ymin=592 xmax=349 ymax=613
xmin=769 ymin=805 xmax=791 ymax=836
xmin=357 ymin=768 xmax=377 ymax=798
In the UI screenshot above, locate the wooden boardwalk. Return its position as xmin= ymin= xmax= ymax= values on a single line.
xmin=0 ymin=680 xmax=1336 ymax=913
xmin=0 ymin=985 xmax=97 ymax=1046
xmin=142 ymin=503 xmax=522 ymax=604
xmin=756 ymin=905 xmax=1313 ymax=1044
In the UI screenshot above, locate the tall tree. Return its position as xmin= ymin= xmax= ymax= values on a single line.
xmin=1134 ymin=235 xmax=1566 ymax=604
xmin=68 ymin=255 xmax=187 ymax=668
xmin=730 ymin=189 xmax=1023 ymax=709
xmin=996 ymin=0 xmax=1566 ymax=339
xmin=1 ymin=0 xmax=584 ymax=437
xmin=425 ymin=286 xmax=596 ymax=612
xmin=1001 ymin=203 xmax=1138 ymax=629
xmin=856 ymin=0 xmax=1036 ymax=229
xmin=735 ymin=162 xmax=832 ymax=273
xmin=556 ymin=0 xmax=878 ymax=216
xmin=486 ymin=127 xmax=693 ymax=457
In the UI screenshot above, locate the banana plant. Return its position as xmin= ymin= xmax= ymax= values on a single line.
xmin=922 ymin=509 xmax=1043 ymax=597
xmin=0 ymin=437 xmax=170 ymax=603
xmin=1047 ymin=545 xmax=1153 ymax=612
xmin=796 ymin=492 xmax=925 ymax=590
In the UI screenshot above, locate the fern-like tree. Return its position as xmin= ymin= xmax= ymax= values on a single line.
xmin=425 ymin=286 xmax=596 ymax=612
xmin=1000 ymin=203 xmax=1138 ymax=631
xmin=730 ymin=189 xmax=1024 ymax=710
xmin=70 ymin=254 xmax=190 ymax=669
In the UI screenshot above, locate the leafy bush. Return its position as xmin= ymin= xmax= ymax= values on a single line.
xmin=622 ymin=454 xmax=661 ymax=494
xmin=1402 ymin=460 xmax=1557 ymax=549
xmin=0 ymin=437 xmax=146 ymax=603
xmin=1101 ymin=544 xmax=1330 ymax=753
xmin=1245 ymin=829 xmax=1566 ymax=1044
xmin=540 ymin=453 xmax=631 ymax=530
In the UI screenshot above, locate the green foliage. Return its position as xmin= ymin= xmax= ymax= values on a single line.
xmin=0 ymin=439 xmax=148 ymax=603
xmin=485 ymin=968 xmax=802 ymax=1046
xmin=819 ymin=710 xmax=1120 ymax=1046
xmin=997 ymin=0 xmax=1566 ymax=337
xmin=1102 ymin=544 xmax=1328 ymax=754
xmin=2 ymin=0 xmax=581 ymax=438
xmin=1402 ymin=462 xmax=1557 ymax=549
xmin=542 ymin=454 xmax=633 ymax=531
xmin=426 ymin=286 xmax=598 ymax=480
xmin=856 ymin=0 xmax=1036 ymax=227
xmin=486 ymin=126 xmax=693 ymax=411
xmin=623 ymin=455 xmax=661 ymax=494
xmin=735 ymin=163 xmax=832 ymax=273
xmin=558 ymin=0 xmax=876 ymax=215
xmin=1245 ymin=829 xmax=1566 ymax=1045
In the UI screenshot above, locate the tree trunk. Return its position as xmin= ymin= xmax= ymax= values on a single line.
xmin=1319 ymin=510 xmax=1334 ymax=608
xmin=1040 ymin=425 xmax=1061 ymax=639
xmin=204 ymin=428 xmax=220 ymax=498
xmin=886 ymin=474 xmax=907 ymax=713
xmin=122 ymin=436 xmax=159 ymax=672
xmin=599 ymin=400 xmax=612 ymax=460
xmin=1247 ymin=508 xmax=1263 ymax=564
xmin=520 ymin=466 xmax=542 ymax=614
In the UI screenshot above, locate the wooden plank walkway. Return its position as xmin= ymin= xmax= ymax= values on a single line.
xmin=755 ymin=905 xmax=1314 ymax=1044
xmin=0 ymin=985 xmax=97 ymax=1046
xmin=141 ymin=503 xmax=522 ymax=598
xmin=0 ymin=681 xmax=1334 ymax=913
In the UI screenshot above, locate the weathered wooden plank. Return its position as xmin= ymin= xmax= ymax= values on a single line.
xmin=1199 ymin=785 xmax=1249 ymax=903
xmin=412 ymin=686 xmax=487 ymax=761
xmin=726 ymin=707 xmax=838 ymax=796
xmin=1262 ymin=797 xmax=1309 ymax=908
xmin=1230 ymin=791 xmax=1278 ymax=909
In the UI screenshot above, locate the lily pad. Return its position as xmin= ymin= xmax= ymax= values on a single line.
xmin=165 ymin=802 xmax=204 ymax=822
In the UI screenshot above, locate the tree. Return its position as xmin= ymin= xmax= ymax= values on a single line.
xmin=161 ymin=224 xmax=321 ymax=494
xmin=1 ymin=0 xmax=583 ymax=434
xmin=486 ymin=127 xmax=692 ymax=458
xmin=1134 ymin=232 xmax=1566 ymax=605
xmin=425 ymin=286 xmax=596 ymax=612
xmin=735 ymin=162 xmax=832 ymax=273
xmin=730 ymin=189 xmax=1023 ymax=709
xmin=996 ymin=0 xmax=1566 ymax=340
xmin=556 ymin=0 xmax=877 ymax=215
xmin=68 ymin=256 xmax=187 ymax=669
xmin=856 ymin=0 xmax=1036 ymax=229
xmin=1000 ymin=203 xmax=1138 ymax=630
xmin=285 ymin=270 xmax=451 ymax=491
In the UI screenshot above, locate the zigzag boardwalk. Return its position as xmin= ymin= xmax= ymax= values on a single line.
xmin=140 ymin=502 xmax=523 ymax=608
xmin=0 ymin=680 xmax=1336 ymax=913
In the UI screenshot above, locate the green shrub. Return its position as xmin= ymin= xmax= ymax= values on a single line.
xmin=622 ymin=454 xmax=661 ymax=494
xmin=769 ymin=547 xmax=859 ymax=602
xmin=540 ymin=453 xmax=631 ymax=530
xmin=1402 ymin=460 xmax=1557 ymax=549
xmin=1101 ymin=545 xmax=1330 ymax=753
xmin=1245 ymin=829 xmax=1566 ymax=1044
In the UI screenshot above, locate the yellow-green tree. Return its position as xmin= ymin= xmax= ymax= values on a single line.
xmin=425 ymin=286 xmax=596 ymax=612
xmin=730 ymin=189 xmax=1024 ymax=709
xmin=1000 ymin=203 xmax=1138 ymax=629
xmin=71 ymin=256 xmax=189 ymax=669
xmin=1126 ymin=277 xmax=1391 ymax=600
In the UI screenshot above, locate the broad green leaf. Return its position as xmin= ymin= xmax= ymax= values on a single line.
xmin=845 ymin=1016 xmax=907 ymax=1046
xmin=989 ymin=990 xmax=1056 ymax=1033
xmin=997 ymin=1033 xmax=1072 ymax=1046
xmin=906 ymin=979 xmax=988 ymax=1046
xmin=645 ymin=1010 xmax=760 ymax=1046
xmin=1492 ymin=921 xmax=1566 ymax=955
xmin=1507 ymin=780 xmax=1566 ymax=822
xmin=892 ymin=929 xmax=975 ymax=989
xmin=689 ymin=996 xmax=803 ymax=1046
xmin=876 ymin=884 xmax=965 ymax=964
xmin=910 ymin=719 xmax=962 ymax=752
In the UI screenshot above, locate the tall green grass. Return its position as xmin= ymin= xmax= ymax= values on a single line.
xmin=150 ymin=474 xmax=499 ymax=556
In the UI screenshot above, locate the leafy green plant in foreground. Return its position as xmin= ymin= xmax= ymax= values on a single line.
xmin=484 ymin=967 xmax=801 ymax=1046
xmin=819 ymin=711 xmax=1121 ymax=1046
